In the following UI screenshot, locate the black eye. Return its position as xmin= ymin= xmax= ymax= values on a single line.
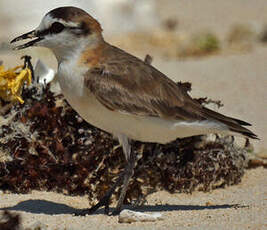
xmin=50 ymin=22 xmax=65 ymax=34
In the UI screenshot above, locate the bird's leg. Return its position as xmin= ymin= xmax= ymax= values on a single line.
xmin=111 ymin=134 xmax=136 ymax=215
xmin=75 ymin=167 xmax=125 ymax=216
xmin=75 ymin=134 xmax=135 ymax=216
xmin=90 ymin=170 xmax=125 ymax=215
xmin=112 ymin=148 xmax=136 ymax=215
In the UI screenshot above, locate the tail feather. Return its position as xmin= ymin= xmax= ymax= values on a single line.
xmin=228 ymin=122 xmax=259 ymax=139
xmin=229 ymin=128 xmax=259 ymax=139
xmin=202 ymin=107 xmax=258 ymax=139
xmin=231 ymin=118 xmax=251 ymax=126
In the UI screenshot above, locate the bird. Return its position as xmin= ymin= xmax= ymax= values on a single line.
xmin=11 ymin=6 xmax=258 ymax=215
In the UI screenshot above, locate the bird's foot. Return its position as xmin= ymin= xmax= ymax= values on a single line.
xmin=74 ymin=194 xmax=112 ymax=216
xmin=75 ymin=144 xmax=136 ymax=216
xmin=74 ymin=208 xmax=91 ymax=216
xmin=74 ymin=196 xmax=123 ymax=216
xmin=111 ymin=207 xmax=122 ymax=216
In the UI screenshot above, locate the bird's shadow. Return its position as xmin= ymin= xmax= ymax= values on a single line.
xmin=0 ymin=199 xmax=247 ymax=215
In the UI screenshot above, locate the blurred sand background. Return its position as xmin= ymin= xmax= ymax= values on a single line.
xmin=0 ymin=0 xmax=266 ymax=229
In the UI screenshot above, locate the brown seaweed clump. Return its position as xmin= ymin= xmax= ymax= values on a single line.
xmin=0 ymin=81 xmax=248 ymax=206
xmin=0 ymin=210 xmax=21 ymax=230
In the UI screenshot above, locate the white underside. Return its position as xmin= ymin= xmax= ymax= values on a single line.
xmin=65 ymin=90 xmax=230 ymax=143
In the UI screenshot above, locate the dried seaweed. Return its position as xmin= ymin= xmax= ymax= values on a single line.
xmin=0 ymin=81 xmax=249 ymax=206
xmin=0 ymin=211 xmax=21 ymax=230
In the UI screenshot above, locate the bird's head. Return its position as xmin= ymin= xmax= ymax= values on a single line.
xmin=11 ymin=6 xmax=103 ymax=61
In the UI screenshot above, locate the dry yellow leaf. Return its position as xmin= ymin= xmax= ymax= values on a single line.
xmin=0 ymin=64 xmax=32 ymax=104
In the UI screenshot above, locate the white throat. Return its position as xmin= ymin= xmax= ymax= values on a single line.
xmin=48 ymin=32 xmax=102 ymax=64
xmin=52 ymin=38 xmax=88 ymax=64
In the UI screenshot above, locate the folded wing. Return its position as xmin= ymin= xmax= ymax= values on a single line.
xmin=84 ymin=45 xmax=258 ymax=139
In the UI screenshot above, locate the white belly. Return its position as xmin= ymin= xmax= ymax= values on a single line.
xmin=59 ymin=81 xmax=227 ymax=143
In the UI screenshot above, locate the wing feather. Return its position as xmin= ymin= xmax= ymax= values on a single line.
xmin=84 ymin=49 xmax=203 ymax=120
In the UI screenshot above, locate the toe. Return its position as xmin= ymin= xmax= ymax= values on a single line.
xmin=74 ymin=208 xmax=90 ymax=216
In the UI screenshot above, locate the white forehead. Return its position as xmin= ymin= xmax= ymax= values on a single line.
xmin=36 ymin=14 xmax=78 ymax=31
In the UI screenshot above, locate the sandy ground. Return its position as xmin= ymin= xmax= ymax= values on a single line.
xmin=0 ymin=167 xmax=266 ymax=230
xmin=157 ymin=0 xmax=267 ymax=38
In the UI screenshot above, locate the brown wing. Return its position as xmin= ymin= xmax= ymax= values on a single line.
xmin=84 ymin=44 xmax=258 ymax=139
xmin=84 ymin=45 xmax=205 ymax=121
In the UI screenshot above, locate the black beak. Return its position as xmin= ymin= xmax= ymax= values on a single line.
xmin=10 ymin=30 xmax=43 ymax=50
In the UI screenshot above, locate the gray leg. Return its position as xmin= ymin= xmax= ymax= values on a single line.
xmin=76 ymin=134 xmax=136 ymax=216
xmin=117 ymin=134 xmax=131 ymax=161
xmin=76 ymin=170 xmax=125 ymax=215
xmin=112 ymin=134 xmax=136 ymax=215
